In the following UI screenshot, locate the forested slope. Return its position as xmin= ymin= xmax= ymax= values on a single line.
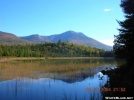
xmin=0 ymin=41 xmax=114 ymax=57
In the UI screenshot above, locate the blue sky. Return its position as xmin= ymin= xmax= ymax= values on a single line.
xmin=0 ymin=0 xmax=124 ymax=46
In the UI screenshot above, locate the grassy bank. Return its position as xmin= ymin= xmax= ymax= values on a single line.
xmin=0 ymin=57 xmax=114 ymax=62
xmin=102 ymin=63 xmax=134 ymax=98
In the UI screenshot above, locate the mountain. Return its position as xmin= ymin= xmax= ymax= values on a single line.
xmin=20 ymin=34 xmax=47 ymax=42
xmin=21 ymin=31 xmax=113 ymax=50
xmin=0 ymin=30 xmax=112 ymax=50
xmin=0 ymin=31 xmax=30 ymax=45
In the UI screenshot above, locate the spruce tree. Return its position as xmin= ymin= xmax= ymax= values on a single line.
xmin=113 ymin=0 xmax=134 ymax=66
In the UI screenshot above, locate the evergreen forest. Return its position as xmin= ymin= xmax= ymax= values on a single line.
xmin=0 ymin=41 xmax=114 ymax=57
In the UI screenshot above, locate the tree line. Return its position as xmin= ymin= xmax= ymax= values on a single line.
xmin=0 ymin=41 xmax=114 ymax=57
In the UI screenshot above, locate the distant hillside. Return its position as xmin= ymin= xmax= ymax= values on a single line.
xmin=19 ymin=34 xmax=49 ymax=42
xmin=0 ymin=31 xmax=30 ymax=45
xmin=21 ymin=31 xmax=113 ymax=50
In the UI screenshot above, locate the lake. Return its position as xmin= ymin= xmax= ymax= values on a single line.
xmin=0 ymin=58 xmax=119 ymax=100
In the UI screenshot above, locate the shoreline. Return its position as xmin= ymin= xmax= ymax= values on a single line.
xmin=101 ymin=63 xmax=134 ymax=97
xmin=0 ymin=57 xmax=114 ymax=62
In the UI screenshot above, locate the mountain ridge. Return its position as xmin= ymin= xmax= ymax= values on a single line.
xmin=0 ymin=30 xmax=112 ymax=50
xmin=20 ymin=30 xmax=112 ymax=50
xmin=0 ymin=31 xmax=30 ymax=45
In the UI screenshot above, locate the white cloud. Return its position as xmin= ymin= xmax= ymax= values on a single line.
xmin=99 ymin=39 xmax=114 ymax=46
xmin=104 ymin=8 xmax=111 ymax=12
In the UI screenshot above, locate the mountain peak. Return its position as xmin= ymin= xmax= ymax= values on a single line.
xmin=20 ymin=34 xmax=44 ymax=42
xmin=65 ymin=30 xmax=80 ymax=34
xmin=62 ymin=30 xmax=82 ymax=35
xmin=31 ymin=34 xmax=40 ymax=36
xmin=63 ymin=30 xmax=86 ymax=37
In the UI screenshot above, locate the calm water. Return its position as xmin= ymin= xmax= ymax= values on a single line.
xmin=0 ymin=59 xmax=118 ymax=100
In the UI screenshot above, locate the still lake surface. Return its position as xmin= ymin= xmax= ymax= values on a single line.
xmin=0 ymin=59 xmax=120 ymax=100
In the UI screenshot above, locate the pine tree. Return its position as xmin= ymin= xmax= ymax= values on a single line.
xmin=113 ymin=0 xmax=134 ymax=66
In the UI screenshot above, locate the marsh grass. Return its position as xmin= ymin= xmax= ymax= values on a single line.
xmin=0 ymin=59 xmax=117 ymax=81
xmin=0 ymin=57 xmax=114 ymax=62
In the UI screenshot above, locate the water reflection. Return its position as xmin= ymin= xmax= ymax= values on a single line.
xmin=0 ymin=59 xmax=118 ymax=100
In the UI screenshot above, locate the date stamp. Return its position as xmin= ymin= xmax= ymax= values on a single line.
xmin=86 ymin=87 xmax=126 ymax=92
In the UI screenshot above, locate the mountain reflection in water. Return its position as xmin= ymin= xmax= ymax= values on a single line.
xmin=0 ymin=59 xmax=118 ymax=100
